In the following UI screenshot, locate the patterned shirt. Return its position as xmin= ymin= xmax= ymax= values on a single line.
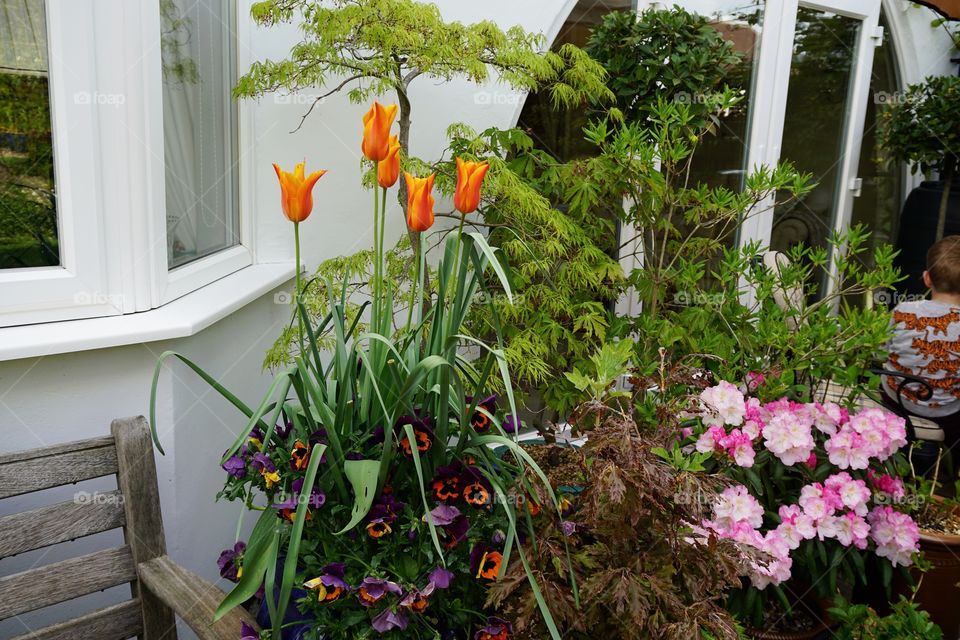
xmin=882 ymin=300 xmax=960 ymax=417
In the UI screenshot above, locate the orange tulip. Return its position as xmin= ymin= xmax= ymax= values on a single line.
xmin=378 ymin=135 xmax=401 ymax=188
xmin=273 ymin=162 xmax=326 ymax=223
xmin=362 ymin=102 xmax=399 ymax=162
xmin=404 ymin=172 xmax=436 ymax=232
xmin=453 ymin=157 xmax=490 ymax=214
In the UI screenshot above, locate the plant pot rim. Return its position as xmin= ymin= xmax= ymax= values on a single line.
xmin=917 ymin=496 xmax=960 ymax=545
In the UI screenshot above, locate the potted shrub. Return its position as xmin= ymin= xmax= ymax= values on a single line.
xmin=151 ymin=101 xmax=564 ymax=639
xmin=879 ymin=74 xmax=960 ymax=295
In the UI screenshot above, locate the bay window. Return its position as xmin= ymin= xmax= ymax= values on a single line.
xmin=0 ymin=0 xmax=255 ymax=330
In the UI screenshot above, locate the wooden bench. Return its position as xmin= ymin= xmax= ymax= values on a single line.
xmin=0 ymin=416 xmax=259 ymax=640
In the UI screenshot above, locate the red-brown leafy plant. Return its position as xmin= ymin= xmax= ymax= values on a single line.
xmin=489 ymin=407 xmax=750 ymax=638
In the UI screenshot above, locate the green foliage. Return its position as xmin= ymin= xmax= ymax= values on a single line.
xmin=631 ymin=226 xmax=900 ymax=400
xmin=829 ymin=597 xmax=943 ymax=640
xmin=879 ymin=75 xmax=960 ymax=175
xmin=585 ymin=7 xmax=744 ymax=124
xmin=442 ymin=125 xmax=625 ymax=420
xmin=263 ymin=236 xmax=416 ymax=369
xmin=236 ymin=0 xmax=611 ymax=142
xmin=564 ymin=339 xmax=633 ymax=407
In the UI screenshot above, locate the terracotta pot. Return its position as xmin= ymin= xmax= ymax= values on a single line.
xmin=898 ymin=510 xmax=960 ymax=639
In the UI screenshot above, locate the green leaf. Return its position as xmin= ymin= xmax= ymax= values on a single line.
xmin=276 ymin=443 xmax=327 ymax=631
xmin=214 ymin=509 xmax=277 ymax=621
xmin=335 ymin=459 xmax=381 ymax=534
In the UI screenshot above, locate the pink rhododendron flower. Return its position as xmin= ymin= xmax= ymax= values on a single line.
xmin=812 ymin=402 xmax=846 ymax=435
xmin=776 ymin=504 xmax=816 ymax=549
xmin=825 ymin=427 xmax=871 ymax=470
xmin=695 ymin=425 xmax=727 ymax=454
xmin=712 ymin=485 xmax=764 ymax=530
xmin=720 ymin=428 xmax=756 ymax=467
xmin=827 ymin=474 xmax=871 ymax=516
xmin=868 ymin=506 xmax=919 ymax=567
xmin=868 ymin=470 xmax=905 ymax=500
xmin=762 ymin=409 xmax=815 ymax=466
xmin=700 ymin=381 xmax=746 ymax=427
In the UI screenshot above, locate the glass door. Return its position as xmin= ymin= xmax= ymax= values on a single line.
xmin=741 ymin=0 xmax=882 ymax=296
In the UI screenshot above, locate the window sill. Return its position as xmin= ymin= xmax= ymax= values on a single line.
xmin=0 ymin=263 xmax=295 ymax=362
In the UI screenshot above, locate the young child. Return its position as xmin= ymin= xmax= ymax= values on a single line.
xmin=882 ymin=235 xmax=960 ymax=447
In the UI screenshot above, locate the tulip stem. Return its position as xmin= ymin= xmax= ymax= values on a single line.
xmin=450 ymin=213 xmax=467 ymax=309
xmin=380 ymin=186 xmax=388 ymax=331
xmin=372 ymin=162 xmax=381 ymax=325
xmin=294 ymin=221 xmax=304 ymax=355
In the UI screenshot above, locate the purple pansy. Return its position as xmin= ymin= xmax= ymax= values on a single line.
xmin=475 ymin=617 xmax=512 ymax=639
xmin=502 ymin=414 xmax=520 ymax=434
xmin=271 ymin=478 xmax=326 ymax=516
xmin=240 ymin=621 xmax=259 ymax=639
xmin=371 ymin=607 xmax=408 ymax=633
xmin=217 ymin=541 xmax=245 ymax=582
xmin=428 ymin=504 xmax=461 ymax=526
xmin=318 ymin=562 xmax=349 ymax=589
xmin=357 ymin=576 xmax=402 ymax=607
xmin=275 ymin=421 xmax=293 ymax=440
xmin=251 ymin=453 xmax=275 ymax=473
xmin=560 ymin=520 xmax=578 ymax=536
xmin=222 ymin=455 xmax=246 ymax=478
xmin=428 ymin=566 xmax=455 ymax=590
xmin=442 ymin=513 xmax=471 ymax=549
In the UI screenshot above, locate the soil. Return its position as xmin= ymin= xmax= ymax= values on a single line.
xmin=918 ymin=506 xmax=960 ymax=536
xmin=520 ymin=443 xmax=585 ymax=487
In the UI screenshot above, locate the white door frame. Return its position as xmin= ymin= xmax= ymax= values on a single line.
xmin=740 ymin=0 xmax=883 ymax=298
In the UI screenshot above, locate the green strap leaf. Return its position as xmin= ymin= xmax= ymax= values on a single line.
xmin=276 ymin=443 xmax=327 ymax=633
xmin=335 ymin=459 xmax=381 ymax=534
xmin=403 ymin=424 xmax=446 ymax=566
xmin=149 ymin=350 xmax=269 ymax=455
xmin=214 ymin=508 xmax=277 ymax=621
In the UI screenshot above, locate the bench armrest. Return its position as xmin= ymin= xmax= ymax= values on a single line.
xmin=137 ymin=555 xmax=259 ymax=640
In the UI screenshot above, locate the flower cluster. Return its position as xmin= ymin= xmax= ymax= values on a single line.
xmin=695 ymin=385 xmax=906 ymax=471
xmin=703 ymin=476 xmax=918 ymax=589
xmin=692 ymin=382 xmax=919 ymax=591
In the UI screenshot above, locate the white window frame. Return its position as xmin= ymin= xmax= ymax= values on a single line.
xmin=0 ymin=0 xmax=254 ymax=328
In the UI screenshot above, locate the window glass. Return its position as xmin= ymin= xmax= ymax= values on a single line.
xmin=849 ymin=13 xmax=902 ymax=262
xmin=680 ymin=1 xmax=764 ymax=193
xmin=770 ymin=8 xmax=861 ymax=257
xmin=161 ymin=0 xmax=239 ymax=269
xmin=0 ymin=0 xmax=58 ymax=270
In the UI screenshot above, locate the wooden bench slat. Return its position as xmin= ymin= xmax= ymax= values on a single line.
xmin=0 ymin=443 xmax=118 ymax=499
xmin=0 ymin=436 xmax=115 ymax=465
xmin=0 ymin=545 xmax=137 ymax=620
xmin=0 ymin=490 xmax=126 ymax=558
xmin=7 ymin=599 xmax=143 ymax=640
xmin=138 ymin=555 xmax=259 ymax=640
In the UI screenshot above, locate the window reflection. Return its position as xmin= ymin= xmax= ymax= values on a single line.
xmin=0 ymin=0 xmax=58 ymax=270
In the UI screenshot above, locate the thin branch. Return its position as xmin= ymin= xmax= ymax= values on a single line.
xmin=290 ymin=74 xmax=366 ymax=133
